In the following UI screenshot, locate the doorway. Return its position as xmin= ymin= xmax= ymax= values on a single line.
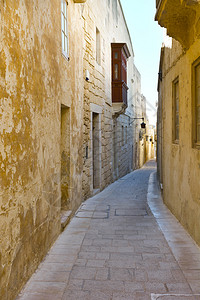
xmin=61 ymin=105 xmax=70 ymax=210
xmin=113 ymin=122 xmax=118 ymax=179
xmin=92 ymin=112 xmax=100 ymax=190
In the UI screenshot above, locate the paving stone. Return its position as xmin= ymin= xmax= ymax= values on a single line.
xmin=135 ymin=269 xmax=148 ymax=281
xmin=124 ymin=281 xmax=145 ymax=292
xmin=109 ymin=267 xmax=135 ymax=281
xmin=31 ymin=270 xmax=70 ymax=282
xmin=56 ymin=233 xmax=86 ymax=245
xmin=136 ymin=261 xmax=160 ymax=271
xmin=38 ymin=262 xmax=74 ymax=272
xmin=82 ymin=239 xmax=93 ymax=246
xmin=110 ymin=252 xmax=142 ymax=262
xmin=89 ymin=291 xmax=112 ymax=300
xmin=146 ymin=270 xmax=175 ymax=283
xmin=44 ymin=254 xmax=77 ymax=264
xmin=116 ymin=230 xmax=138 ymax=236
xmin=93 ymin=211 xmax=109 ymax=218
xmin=86 ymin=259 xmax=106 ymax=267
xmin=78 ymin=251 xmax=96 ymax=259
xmin=25 ymin=281 xmax=66 ymax=295
xmin=179 ymin=260 xmax=200 ymax=270
xmin=48 ymin=247 xmax=80 ymax=256
xmin=101 ymin=246 xmax=135 ymax=253
xmin=159 ymin=262 xmax=181 ymax=270
xmin=76 ymin=211 xmax=93 ymax=218
xmin=95 ymin=268 xmax=109 ymax=280
xmin=81 ymin=245 xmax=101 ymax=252
xmin=66 ymin=279 xmax=84 ymax=290
xmin=70 ymin=266 xmax=97 ymax=280
xmin=171 ymin=269 xmax=188 ymax=282
xmin=16 ymin=293 xmax=63 ymax=300
xmin=183 ymin=270 xmax=200 ymax=280
xmin=106 ymin=259 xmax=136 ymax=268
xmin=132 ymin=291 xmax=152 ymax=300
xmin=145 ymin=282 xmax=167 ymax=293
xmin=166 ymin=283 xmax=193 ymax=293
xmin=83 ymin=279 xmax=125 ymax=292
xmin=62 ymin=290 xmax=90 ymax=300
xmin=92 ymin=239 xmax=112 ymax=246
xmin=151 ymin=296 xmax=200 ymax=300
xmin=112 ymin=292 xmax=141 ymax=300
xmin=134 ymin=245 xmax=161 ymax=254
xmin=52 ymin=243 xmax=81 ymax=250
xmin=164 ymin=254 xmax=178 ymax=263
xmin=189 ymin=281 xmax=200 ymax=293
xmin=102 ymin=234 xmax=124 ymax=240
xmin=74 ymin=258 xmax=87 ymax=267
xmin=96 ymin=252 xmax=110 ymax=260
xmin=125 ymin=234 xmax=147 ymax=241
xmin=142 ymin=253 xmax=166 ymax=262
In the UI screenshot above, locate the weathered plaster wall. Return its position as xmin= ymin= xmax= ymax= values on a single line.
xmin=0 ymin=1 xmax=60 ymax=298
xmin=0 ymin=0 xmax=85 ymax=299
xmin=161 ymin=38 xmax=200 ymax=246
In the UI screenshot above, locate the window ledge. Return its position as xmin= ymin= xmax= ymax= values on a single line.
xmin=62 ymin=51 xmax=70 ymax=62
xmin=193 ymin=143 xmax=200 ymax=150
xmin=73 ymin=0 xmax=87 ymax=3
xmin=172 ymin=140 xmax=179 ymax=145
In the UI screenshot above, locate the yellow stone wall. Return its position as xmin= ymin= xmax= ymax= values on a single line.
xmin=159 ymin=37 xmax=200 ymax=246
xmin=0 ymin=0 xmax=85 ymax=298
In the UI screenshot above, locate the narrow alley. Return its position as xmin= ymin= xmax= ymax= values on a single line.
xmin=16 ymin=161 xmax=200 ymax=300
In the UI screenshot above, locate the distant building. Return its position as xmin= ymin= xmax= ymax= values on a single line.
xmin=156 ymin=0 xmax=200 ymax=246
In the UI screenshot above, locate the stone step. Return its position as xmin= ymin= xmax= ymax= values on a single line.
xmin=61 ymin=210 xmax=72 ymax=231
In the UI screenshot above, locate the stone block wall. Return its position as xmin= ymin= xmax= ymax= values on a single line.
xmin=81 ymin=0 xmax=139 ymax=198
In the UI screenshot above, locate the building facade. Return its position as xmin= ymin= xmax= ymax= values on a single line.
xmin=0 ymin=0 xmax=145 ymax=299
xmin=156 ymin=0 xmax=200 ymax=246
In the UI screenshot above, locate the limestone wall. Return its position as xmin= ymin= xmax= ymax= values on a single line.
xmin=81 ymin=0 xmax=138 ymax=198
xmin=0 ymin=0 xmax=85 ymax=298
xmin=159 ymin=37 xmax=200 ymax=246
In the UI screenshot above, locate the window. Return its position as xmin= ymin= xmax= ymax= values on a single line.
xmin=61 ymin=0 xmax=69 ymax=59
xmin=193 ymin=58 xmax=200 ymax=147
xmin=96 ymin=27 xmax=101 ymax=65
xmin=111 ymin=43 xmax=130 ymax=106
xmin=114 ymin=64 xmax=118 ymax=79
xmin=172 ymin=77 xmax=179 ymax=143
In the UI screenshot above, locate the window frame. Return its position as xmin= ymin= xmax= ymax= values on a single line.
xmin=61 ymin=0 xmax=69 ymax=60
xmin=112 ymin=49 xmax=121 ymax=82
xmin=172 ymin=76 xmax=179 ymax=144
xmin=192 ymin=57 xmax=200 ymax=149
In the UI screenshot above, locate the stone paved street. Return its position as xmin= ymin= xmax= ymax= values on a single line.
xmin=16 ymin=161 xmax=200 ymax=300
